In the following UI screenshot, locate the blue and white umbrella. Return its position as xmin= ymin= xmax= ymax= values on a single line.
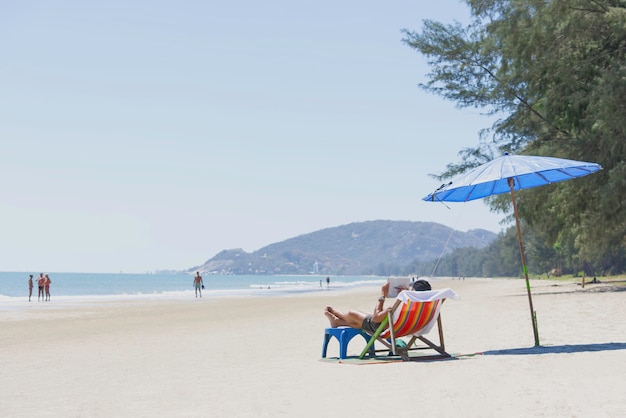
xmin=423 ymin=153 xmax=602 ymax=346
xmin=424 ymin=153 xmax=602 ymax=202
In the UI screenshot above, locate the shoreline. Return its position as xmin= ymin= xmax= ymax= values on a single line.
xmin=0 ymin=272 xmax=386 ymax=300
xmin=0 ymin=281 xmax=383 ymax=316
xmin=2 ymin=277 xmax=625 ymax=417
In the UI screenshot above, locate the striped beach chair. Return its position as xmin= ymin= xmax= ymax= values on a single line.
xmin=359 ymin=288 xmax=460 ymax=361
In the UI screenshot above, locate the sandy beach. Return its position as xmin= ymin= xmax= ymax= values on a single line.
xmin=2 ymin=277 xmax=625 ymax=417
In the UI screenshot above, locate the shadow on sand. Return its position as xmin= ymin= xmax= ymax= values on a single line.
xmin=483 ymin=342 xmax=626 ymax=356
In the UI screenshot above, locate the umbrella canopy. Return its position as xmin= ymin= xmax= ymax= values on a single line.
xmin=423 ymin=154 xmax=602 ymax=202
xmin=422 ymin=153 xmax=602 ymax=346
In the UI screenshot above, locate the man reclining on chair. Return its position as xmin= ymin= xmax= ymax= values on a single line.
xmin=324 ymin=279 xmax=431 ymax=335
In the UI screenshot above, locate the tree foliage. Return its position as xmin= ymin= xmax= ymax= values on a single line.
xmin=404 ymin=0 xmax=626 ymax=274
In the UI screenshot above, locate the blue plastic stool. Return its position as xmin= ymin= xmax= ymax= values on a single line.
xmin=322 ymin=327 xmax=375 ymax=359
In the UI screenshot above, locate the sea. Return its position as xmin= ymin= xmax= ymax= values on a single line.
xmin=0 ymin=271 xmax=386 ymax=306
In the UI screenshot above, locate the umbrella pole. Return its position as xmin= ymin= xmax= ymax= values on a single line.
xmin=508 ymin=178 xmax=540 ymax=347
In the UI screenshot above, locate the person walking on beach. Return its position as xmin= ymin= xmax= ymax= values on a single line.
xmin=193 ymin=271 xmax=204 ymax=298
xmin=44 ymin=274 xmax=51 ymax=301
xmin=28 ymin=274 xmax=34 ymax=301
xmin=37 ymin=273 xmax=45 ymax=301
xmin=326 ymin=276 xmax=330 ymax=287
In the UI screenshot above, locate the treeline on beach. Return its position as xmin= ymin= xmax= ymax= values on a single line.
xmin=402 ymin=225 xmax=616 ymax=278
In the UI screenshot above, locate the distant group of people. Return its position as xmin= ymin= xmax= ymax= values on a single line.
xmin=319 ymin=276 xmax=331 ymax=289
xmin=28 ymin=273 xmax=51 ymax=302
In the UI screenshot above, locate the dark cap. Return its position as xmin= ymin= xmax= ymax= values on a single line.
xmin=412 ymin=279 xmax=431 ymax=291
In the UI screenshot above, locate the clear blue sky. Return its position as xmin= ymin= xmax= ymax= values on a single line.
xmin=0 ymin=1 xmax=506 ymax=273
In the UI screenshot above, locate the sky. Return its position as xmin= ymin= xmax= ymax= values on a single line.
xmin=0 ymin=1 xmax=507 ymax=273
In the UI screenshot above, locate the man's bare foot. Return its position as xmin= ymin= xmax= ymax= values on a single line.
xmin=325 ymin=306 xmax=341 ymax=317
xmin=324 ymin=311 xmax=341 ymax=328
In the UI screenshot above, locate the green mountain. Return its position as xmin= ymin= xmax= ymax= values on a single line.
xmin=190 ymin=220 xmax=497 ymax=275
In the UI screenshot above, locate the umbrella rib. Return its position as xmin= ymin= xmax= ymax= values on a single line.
xmin=535 ymin=171 xmax=551 ymax=183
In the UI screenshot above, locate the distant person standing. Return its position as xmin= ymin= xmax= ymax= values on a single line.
xmin=37 ymin=273 xmax=45 ymax=301
xmin=326 ymin=276 xmax=330 ymax=287
xmin=44 ymin=274 xmax=51 ymax=301
xmin=193 ymin=272 xmax=204 ymax=298
xmin=28 ymin=274 xmax=34 ymax=301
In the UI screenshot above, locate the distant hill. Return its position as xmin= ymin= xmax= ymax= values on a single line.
xmin=188 ymin=220 xmax=497 ymax=275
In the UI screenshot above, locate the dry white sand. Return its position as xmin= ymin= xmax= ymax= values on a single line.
xmin=2 ymin=277 xmax=625 ymax=417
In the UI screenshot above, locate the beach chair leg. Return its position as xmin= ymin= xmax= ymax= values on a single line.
xmin=437 ymin=315 xmax=446 ymax=352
